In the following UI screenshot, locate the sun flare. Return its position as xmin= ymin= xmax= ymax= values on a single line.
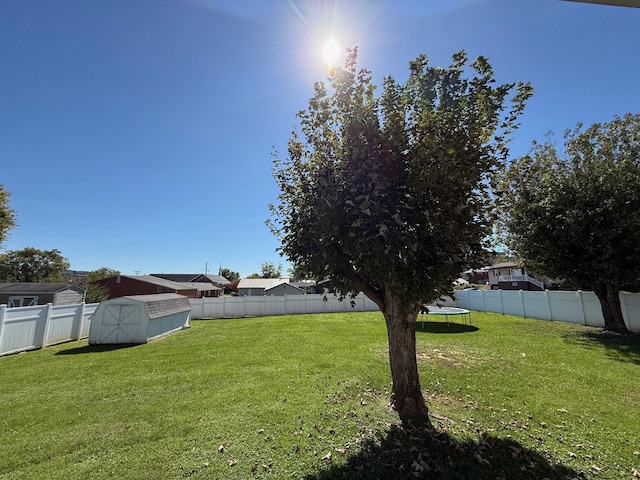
xmin=321 ymin=38 xmax=341 ymax=67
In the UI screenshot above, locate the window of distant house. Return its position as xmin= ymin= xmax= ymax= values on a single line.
xmin=157 ymin=286 xmax=162 ymax=293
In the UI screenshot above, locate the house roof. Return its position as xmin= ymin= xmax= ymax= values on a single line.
xmin=265 ymin=283 xmax=304 ymax=293
xmin=181 ymin=282 xmax=222 ymax=292
xmin=118 ymin=275 xmax=197 ymax=291
xmin=0 ymin=283 xmax=85 ymax=294
xmin=237 ymin=278 xmax=288 ymax=290
xmin=118 ymin=293 xmax=191 ymax=319
xmin=488 ymin=262 xmax=519 ymax=270
xmin=150 ymin=273 xmax=230 ymax=285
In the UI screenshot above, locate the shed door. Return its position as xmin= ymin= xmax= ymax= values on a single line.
xmin=99 ymin=304 xmax=141 ymax=343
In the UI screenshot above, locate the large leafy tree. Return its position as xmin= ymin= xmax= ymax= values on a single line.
xmin=269 ymin=49 xmax=531 ymax=422
xmin=0 ymin=184 xmax=16 ymax=247
xmin=261 ymin=261 xmax=282 ymax=279
xmin=498 ymin=113 xmax=640 ymax=335
xmin=0 ymin=247 xmax=70 ymax=283
xmin=218 ymin=267 xmax=240 ymax=283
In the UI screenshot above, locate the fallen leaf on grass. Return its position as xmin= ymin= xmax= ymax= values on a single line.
xmin=590 ymin=465 xmax=602 ymax=472
xmin=227 ymin=459 xmax=237 ymax=467
xmin=322 ymin=452 xmax=332 ymax=462
xmin=632 ymin=468 xmax=640 ymax=478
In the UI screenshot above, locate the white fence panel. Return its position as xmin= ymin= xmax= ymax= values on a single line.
xmin=0 ymin=302 xmax=98 ymax=356
xmin=188 ymin=293 xmax=380 ymax=319
xmin=521 ymin=291 xmax=552 ymax=320
xmin=548 ymin=291 xmax=585 ymax=325
xmin=0 ymin=305 xmax=48 ymax=354
xmin=453 ymin=289 xmax=637 ymax=331
xmin=500 ymin=291 xmax=525 ymax=317
xmin=621 ymin=292 xmax=640 ymax=331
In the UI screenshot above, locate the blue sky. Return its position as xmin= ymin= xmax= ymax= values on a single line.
xmin=1 ymin=0 xmax=638 ymax=278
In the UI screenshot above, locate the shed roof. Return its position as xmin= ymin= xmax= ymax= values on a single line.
xmin=237 ymin=278 xmax=288 ymax=290
xmin=0 ymin=283 xmax=85 ymax=294
xmin=120 ymin=293 xmax=192 ymax=319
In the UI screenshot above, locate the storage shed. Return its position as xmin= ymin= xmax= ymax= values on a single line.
xmin=88 ymin=293 xmax=191 ymax=345
xmin=0 ymin=283 xmax=85 ymax=307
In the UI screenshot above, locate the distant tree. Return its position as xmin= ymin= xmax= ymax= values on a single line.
xmin=83 ymin=267 xmax=120 ymax=303
xmin=270 ymin=48 xmax=531 ymax=422
xmin=499 ymin=113 xmax=640 ymax=335
xmin=0 ymin=248 xmax=70 ymax=283
xmin=0 ymin=184 xmax=17 ymax=247
xmin=218 ymin=267 xmax=240 ymax=282
xmin=261 ymin=262 xmax=282 ymax=279
xmin=247 ymin=273 xmax=261 ymax=279
xmin=287 ymin=263 xmax=313 ymax=282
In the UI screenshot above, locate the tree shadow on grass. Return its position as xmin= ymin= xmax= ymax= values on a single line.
xmin=562 ymin=329 xmax=640 ymax=365
xmin=306 ymin=422 xmax=580 ymax=480
xmin=55 ymin=343 xmax=142 ymax=355
xmin=416 ymin=321 xmax=479 ymax=334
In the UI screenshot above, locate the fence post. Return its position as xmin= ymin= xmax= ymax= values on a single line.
xmin=499 ymin=290 xmax=504 ymax=315
xmin=519 ymin=290 xmax=526 ymax=318
xmin=545 ymin=290 xmax=553 ymax=321
xmin=0 ymin=304 xmax=6 ymax=353
xmin=576 ymin=290 xmax=586 ymax=325
xmin=40 ymin=303 xmax=54 ymax=349
xmin=75 ymin=302 xmax=86 ymax=340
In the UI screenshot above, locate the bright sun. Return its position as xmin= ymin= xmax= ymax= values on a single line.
xmin=321 ymin=38 xmax=341 ymax=67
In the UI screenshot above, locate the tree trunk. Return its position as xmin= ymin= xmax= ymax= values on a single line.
xmin=592 ymin=283 xmax=629 ymax=334
xmin=380 ymin=290 xmax=431 ymax=426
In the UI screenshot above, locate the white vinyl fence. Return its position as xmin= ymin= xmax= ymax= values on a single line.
xmin=455 ymin=289 xmax=640 ymax=333
xmin=188 ymin=293 xmax=380 ymax=319
xmin=0 ymin=302 xmax=98 ymax=356
xmin=4 ymin=289 xmax=638 ymax=356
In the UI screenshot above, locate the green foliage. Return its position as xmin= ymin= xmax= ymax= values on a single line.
xmin=83 ymin=267 xmax=120 ymax=303
xmin=0 ymin=184 xmax=16 ymax=247
xmin=270 ymin=48 xmax=532 ymax=311
xmin=0 ymin=313 xmax=638 ymax=479
xmin=218 ymin=267 xmax=240 ymax=282
xmin=499 ymin=113 xmax=640 ymax=332
xmin=260 ymin=261 xmax=282 ymax=278
xmin=0 ymin=247 xmax=70 ymax=283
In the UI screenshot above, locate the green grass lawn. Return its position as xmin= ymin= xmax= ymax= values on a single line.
xmin=0 ymin=312 xmax=638 ymax=479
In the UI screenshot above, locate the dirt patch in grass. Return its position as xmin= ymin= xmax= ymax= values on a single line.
xmin=417 ymin=347 xmax=486 ymax=369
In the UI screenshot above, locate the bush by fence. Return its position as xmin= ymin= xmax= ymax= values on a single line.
xmin=455 ymin=289 xmax=640 ymax=332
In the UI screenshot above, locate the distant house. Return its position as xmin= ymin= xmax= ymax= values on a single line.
xmin=236 ymin=278 xmax=305 ymax=296
xmin=150 ymin=273 xmax=230 ymax=291
xmin=95 ymin=275 xmax=198 ymax=299
xmin=461 ymin=268 xmax=489 ymax=285
xmin=0 ymin=283 xmax=86 ymax=307
xmin=487 ymin=262 xmax=544 ymax=291
xmin=180 ymin=282 xmax=222 ymax=298
xmin=289 ymin=281 xmax=317 ymax=294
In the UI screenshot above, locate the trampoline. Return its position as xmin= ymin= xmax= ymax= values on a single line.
xmin=419 ymin=306 xmax=471 ymax=329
